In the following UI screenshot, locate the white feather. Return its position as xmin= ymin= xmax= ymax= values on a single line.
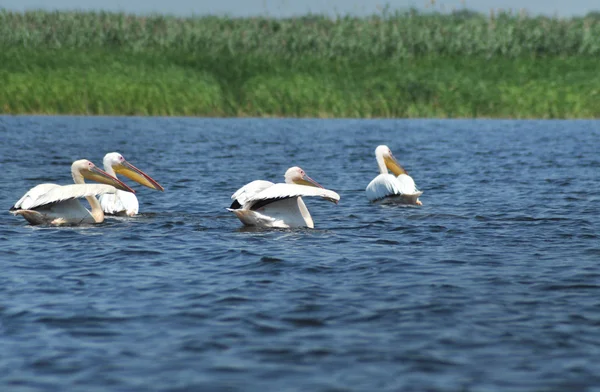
xmin=244 ymin=183 xmax=340 ymax=207
xmin=13 ymin=183 xmax=118 ymax=210
xmin=231 ymin=180 xmax=274 ymax=206
xmin=366 ymin=174 xmax=422 ymax=202
xmin=229 ymin=180 xmax=340 ymax=229
xmin=99 ymin=190 xmax=139 ymax=216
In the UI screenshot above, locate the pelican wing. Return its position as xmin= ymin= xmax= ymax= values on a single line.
xmin=249 ymin=184 xmax=340 ymax=206
xmin=396 ymin=174 xmax=421 ymax=194
xmin=230 ymin=180 xmax=275 ymax=209
xmin=99 ymin=189 xmax=139 ymax=216
xmin=366 ymin=174 xmax=422 ymax=202
xmin=12 ymin=184 xmax=118 ymax=210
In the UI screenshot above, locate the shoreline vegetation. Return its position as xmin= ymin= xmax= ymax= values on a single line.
xmin=1 ymin=9 xmax=600 ymax=118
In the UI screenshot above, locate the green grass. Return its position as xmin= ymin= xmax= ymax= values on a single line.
xmin=0 ymin=49 xmax=223 ymax=116
xmin=1 ymin=10 xmax=600 ymax=118
xmin=1 ymin=48 xmax=599 ymax=118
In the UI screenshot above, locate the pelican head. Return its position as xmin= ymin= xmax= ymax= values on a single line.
xmin=376 ymin=145 xmax=407 ymax=176
xmin=103 ymin=152 xmax=164 ymax=191
xmin=284 ymin=166 xmax=323 ymax=188
xmin=71 ymin=159 xmax=135 ymax=193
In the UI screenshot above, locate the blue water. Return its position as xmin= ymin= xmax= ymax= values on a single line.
xmin=1 ymin=116 xmax=599 ymax=391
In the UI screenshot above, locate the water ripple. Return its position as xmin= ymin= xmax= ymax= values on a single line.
xmin=1 ymin=117 xmax=599 ymax=391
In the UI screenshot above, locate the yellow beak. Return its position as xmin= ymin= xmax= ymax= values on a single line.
xmin=384 ymin=154 xmax=407 ymax=176
xmin=82 ymin=166 xmax=135 ymax=193
xmin=294 ymin=174 xmax=323 ymax=188
xmin=115 ymin=161 xmax=164 ymax=191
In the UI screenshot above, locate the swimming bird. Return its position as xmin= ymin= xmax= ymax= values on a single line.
xmin=228 ymin=166 xmax=340 ymax=228
xmin=98 ymin=152 xmax=164 ymax=216
xmin=10 ymin=159 xmax=135 ymax=225
xmin=365 ymin=145 xmax=423 ymax=205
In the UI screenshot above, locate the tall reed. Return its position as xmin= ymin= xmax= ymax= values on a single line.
xmin=1 ymin=9 xmax=600 ymax=58
xmin=1 ymin=10 xmax=600 ymax=117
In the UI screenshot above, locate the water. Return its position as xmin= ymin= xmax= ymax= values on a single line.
xmin=1 ymin=116 xmax=599 ymax=391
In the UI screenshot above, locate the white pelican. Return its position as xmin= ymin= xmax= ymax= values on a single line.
xmin=10 ymin=159 xmax=135 ymax=225
xmin=98 ymin=152 xmax=164 ymax=216
xmin=366 ymin=145 xmax=423 ymax=205
xmin=228 ymin=166 xmax=340 ymax=228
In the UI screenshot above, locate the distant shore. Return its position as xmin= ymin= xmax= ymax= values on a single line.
xmin=1 ymin=10 xmax=599 ymax=118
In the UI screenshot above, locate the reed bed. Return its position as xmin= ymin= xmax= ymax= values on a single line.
xmin=1 ymin=10 xmax=600 ymax=117
xmin=2 ymin=9 xmax=600 ymax=57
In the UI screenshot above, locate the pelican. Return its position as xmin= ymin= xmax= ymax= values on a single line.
xmin=366 ymin=145 xmax=423 ymax=205
xmin=98 ymin=152 xmax=164 ymax=216
xmin=10 ymin=159 xmax=135 ymax=225
xmin=228 ymin=166 xmax=340 ymax=228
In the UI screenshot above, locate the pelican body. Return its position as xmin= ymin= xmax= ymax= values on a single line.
xmin=228 ymin=167 xmax=340 ymax=228
xmin=366 ymin=145 xmax=423 ymax=205
xmin=99 ymin=152 xmax=164 ymax=216
xmin=10 ymin=160 xmax=135 ymax=225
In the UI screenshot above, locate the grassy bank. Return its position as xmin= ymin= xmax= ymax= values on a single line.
xmin=1 ymin=10 xmax=600 ymax=117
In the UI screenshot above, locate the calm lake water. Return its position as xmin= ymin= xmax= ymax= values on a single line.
xmin=1 ymin=116 xmax=599 ymax=391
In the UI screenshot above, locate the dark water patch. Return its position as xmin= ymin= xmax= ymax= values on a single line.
xmin=584 ymin=248 xmax=600 ymax=256
xmin=437 ymin=259 xmax=468 ymax=265
xmin=374 ymin=239 xmax=400 ymax=245
xmin=283 ymin=317 xmax=327 ymax=328
xmin=181 ymin=339 xmax=229 ymax=352
xmin=23 ymin=176 xmax=58 ymax=182
xmin=36 ymin=315 xmax=133 ymax=329
xmin=216 ymin=295 xmax=252 ymax=304
xmin=260 ymin=256 xmax=283 ymax=263
xmin=114 ymin=249 xmax=165 ymax=258
xmin=537 ymin=284 xmax=600 ymax=292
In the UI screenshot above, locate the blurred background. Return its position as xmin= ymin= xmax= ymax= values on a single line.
xmin=2 ymin=0 xmax=597 ymax=17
